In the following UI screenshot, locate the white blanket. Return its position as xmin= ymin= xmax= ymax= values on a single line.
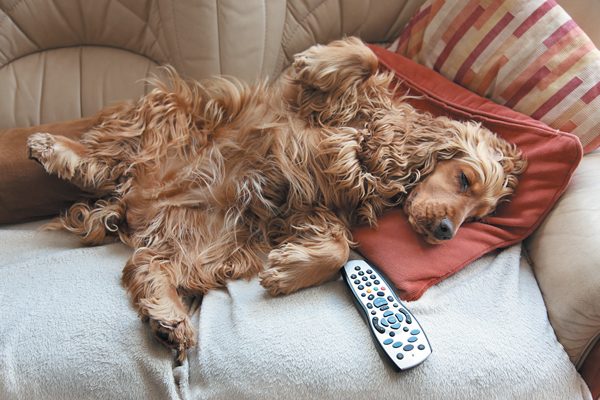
xmin=0 ymin=221 xmax=592 ymax=399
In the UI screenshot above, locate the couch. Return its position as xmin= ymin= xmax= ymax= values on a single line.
xmin=0 ymin=1 xmax=597 ymax=399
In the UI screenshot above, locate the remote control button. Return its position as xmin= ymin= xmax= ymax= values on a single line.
xmin=370 ymin=274 xmax=376 ymax=279
xmin=361 ymin=293 xmax=366 ymax=297
xmin=381 ymin=319 xmax=390 ymax=327
xmin=380 ymin=305 xmax=390 ymax=311
xmin=389 ymin=332 xmax=395 ymax=337
xmin=387 ymin=296 xmax=394 ymax=301
xmin=371 ymin=317 xmax=385 ymax=334
xmin=373 ymin=298 xmax=388 ymax=308
xmin=410 ymin=329 xmax=421 ymax=335
xmin=354 ymin=279 xmax=360 ymax=284
xmin=393 ymin=303 xmax=398 ymax=307
xmin=368 ymin=294 xmax=374 ymax=300
xmin=377 ymin=291 xmax=385 ymax=297
xmin=374 ymin=280 xmax=380 ymax=285
xmin=371 ymin=310 xmax=377 ymax=315
xmin=358 ymin=285 xmax=364 ymax=290
xmin=395 ymin=313 xmax=403 ymax=323
xmin=366 ymin=269 xmax=373 ymax=274
xmin=383 ymin=339 xmax=393 ymax=345
xmin=367 ymin=289 xmax=372 ymax=293
xmin=367 ymin=303 xmax=373 ymax=309
xmin=396 ymin=353 xmax=404 ymax=360
xmin=403 ymin=327 xmax=409 ymax=332
xmin=387 ymin=316 xmax=397 ymax=324
xmin=392 ymin=341 xmax=403 ymax=348
xmin=408 ymin=336 xmax=418 ymax=343
xmin=403 ymin=344 xmax=414 ymax=351
xmin=390 ymin=323 xmax=401 ymax=329
xmin=418 ymin=345 xmax=426 ymax=350
xmin=398 ymin=309 xmax=412 ymax=324
xmin=358 ymin=271 xmax=364 ymax=276
xmin=381 ymin=286 xmax=386 ymax=290
xmin=365 ymin=282 xmax=372 ymax=287
xmin=350 ymin=274 xmax=357 ymax=279
xmin=373 ymin=287 xmax=378 ymax=291
xmin=362 ymin=276 xmax=368 ymax=281
xmin=383 ymin=311 xmax=393 ymax=317
xmin=354 ymin=266 xmax=361 ymax=271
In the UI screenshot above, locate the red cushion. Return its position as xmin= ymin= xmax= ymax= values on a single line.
xmin=351 ymin=45 xmax=583 ymax=301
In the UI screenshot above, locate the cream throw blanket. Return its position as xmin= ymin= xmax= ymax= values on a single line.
xmin=0 ymin=221 xmax=591 ymax=399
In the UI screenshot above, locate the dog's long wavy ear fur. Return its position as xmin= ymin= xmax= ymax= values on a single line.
xmin=491 ymin=136 xmax=528 ymax=196
xmin=290 ymin=37 xmax=394 ymax=126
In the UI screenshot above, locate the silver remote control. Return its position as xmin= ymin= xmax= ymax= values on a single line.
xmin=341 ymin=259 xmax=432 ymax=371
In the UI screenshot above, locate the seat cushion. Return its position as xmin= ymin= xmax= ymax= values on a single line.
xmin=182 ymin=244 xmax=591 ymax=399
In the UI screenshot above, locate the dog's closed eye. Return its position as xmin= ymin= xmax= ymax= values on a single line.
xmin=458 ymin=171 xmax=470 ymax=192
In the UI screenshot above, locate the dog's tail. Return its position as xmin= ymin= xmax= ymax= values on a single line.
xmin=44 ymin=197 xmax=129 ymax=246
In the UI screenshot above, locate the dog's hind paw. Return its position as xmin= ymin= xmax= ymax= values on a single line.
xmin=149 ymin=316 xmax=197 ymax=361
xmin=27 ymin=132 xmax=56 ymax=163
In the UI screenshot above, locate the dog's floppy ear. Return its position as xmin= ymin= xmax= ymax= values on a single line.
xmin=493 ymin=138 xmax=527 ymax=194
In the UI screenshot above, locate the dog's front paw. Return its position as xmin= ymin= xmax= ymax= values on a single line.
xmin=149 ymin=316 xmax=197 ymax=362
xmin=259 ymin=246 xmax=300 ymax=296
xmin=27 ymin=132 xmax=56 ymax=163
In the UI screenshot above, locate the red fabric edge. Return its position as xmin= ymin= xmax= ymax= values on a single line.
xmin=359 ymin=45 xmax=584 ymax=300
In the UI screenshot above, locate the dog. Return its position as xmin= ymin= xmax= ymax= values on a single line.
xmin=26 ymin=37 xmax=526 ymax=360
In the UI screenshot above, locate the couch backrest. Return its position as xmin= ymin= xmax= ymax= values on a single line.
xmin=0 ymin=0 xmax=425 ymax=129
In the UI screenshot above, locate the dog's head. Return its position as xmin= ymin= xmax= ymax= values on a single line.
xmin=403 ymin=121 xmax=526 ymax=244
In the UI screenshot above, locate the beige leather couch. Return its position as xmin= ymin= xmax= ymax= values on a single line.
xmin=0 ymin=0 xmax=598 ymax=397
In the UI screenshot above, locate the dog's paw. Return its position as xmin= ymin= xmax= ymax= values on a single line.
xmin=149 ymin=317 xmax=197 ymax=361
xmin=27 ymin=132 xmax=56 ymax=163
xmin=259 ymin=246 xmax=300 ymax=296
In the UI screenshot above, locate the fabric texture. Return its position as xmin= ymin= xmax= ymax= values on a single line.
xmin=388 ymin=0 xmax=600 ymax=153
xmin=182 ymin=244 xmax=591 ymax=400
xmin=352 ymin=45 xmax=582 ymax=301
xmin=0 ymin=221 xmax=180 ymax=400
xmin=0 ymin=119 xmax=92 ymax=224
xmin=0 ymin=222 xmax=591 ymax=399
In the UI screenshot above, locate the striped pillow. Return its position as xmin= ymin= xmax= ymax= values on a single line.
xmin=388 ymin=0 xmax=600 ymax=153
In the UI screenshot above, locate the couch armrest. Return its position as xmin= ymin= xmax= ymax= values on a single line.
xmin=525 ymin=149 xmax=600 ymax=368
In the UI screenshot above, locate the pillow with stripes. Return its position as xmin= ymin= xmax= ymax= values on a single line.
xmin=387 ymin=0 xmax=600 ymax=153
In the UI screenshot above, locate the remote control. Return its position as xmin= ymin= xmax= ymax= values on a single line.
xmin=341 ymin=259 xmax=432 ymax=371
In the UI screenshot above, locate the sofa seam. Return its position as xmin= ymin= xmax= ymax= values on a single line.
xmin=0 ymin=44 xmax=161 ymax=72
xmin=277 ymin=0 xmax=330 ymax=71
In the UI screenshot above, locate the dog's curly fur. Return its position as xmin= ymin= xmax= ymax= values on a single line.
xmin=27 ymin=38 xmax=526 ymax=360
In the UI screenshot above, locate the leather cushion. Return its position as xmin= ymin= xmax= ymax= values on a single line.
xmin=352 ymin=45 xmax=583 ymax=301
xmin=0 ymin=118 xmax=92 ymax=224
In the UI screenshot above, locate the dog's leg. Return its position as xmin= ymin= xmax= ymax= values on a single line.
xmin=27 ymin=132 xmax=125 ymax=194
xmin=122 ymin=248 xmax=196 ymax=361
xmin=259 ymin=209 xmax=351 ymax=296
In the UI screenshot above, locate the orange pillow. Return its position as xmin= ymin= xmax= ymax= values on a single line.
xmin=351 ymin=45 xmax=583 ymax=301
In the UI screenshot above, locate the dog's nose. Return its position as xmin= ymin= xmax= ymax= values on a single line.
xmin=433 ymin=218 xmax=454 ymax=240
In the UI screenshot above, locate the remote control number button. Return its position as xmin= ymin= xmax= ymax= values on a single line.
xmin=392 ymin=341 xmax=403 ymax=348
xmin=407 ymin=336 xmax=418 ymax=343
xmin=383 ymin=339 xmax=393 ymax=345
xmin=410 ymin=329 xmax=421 ymax=335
